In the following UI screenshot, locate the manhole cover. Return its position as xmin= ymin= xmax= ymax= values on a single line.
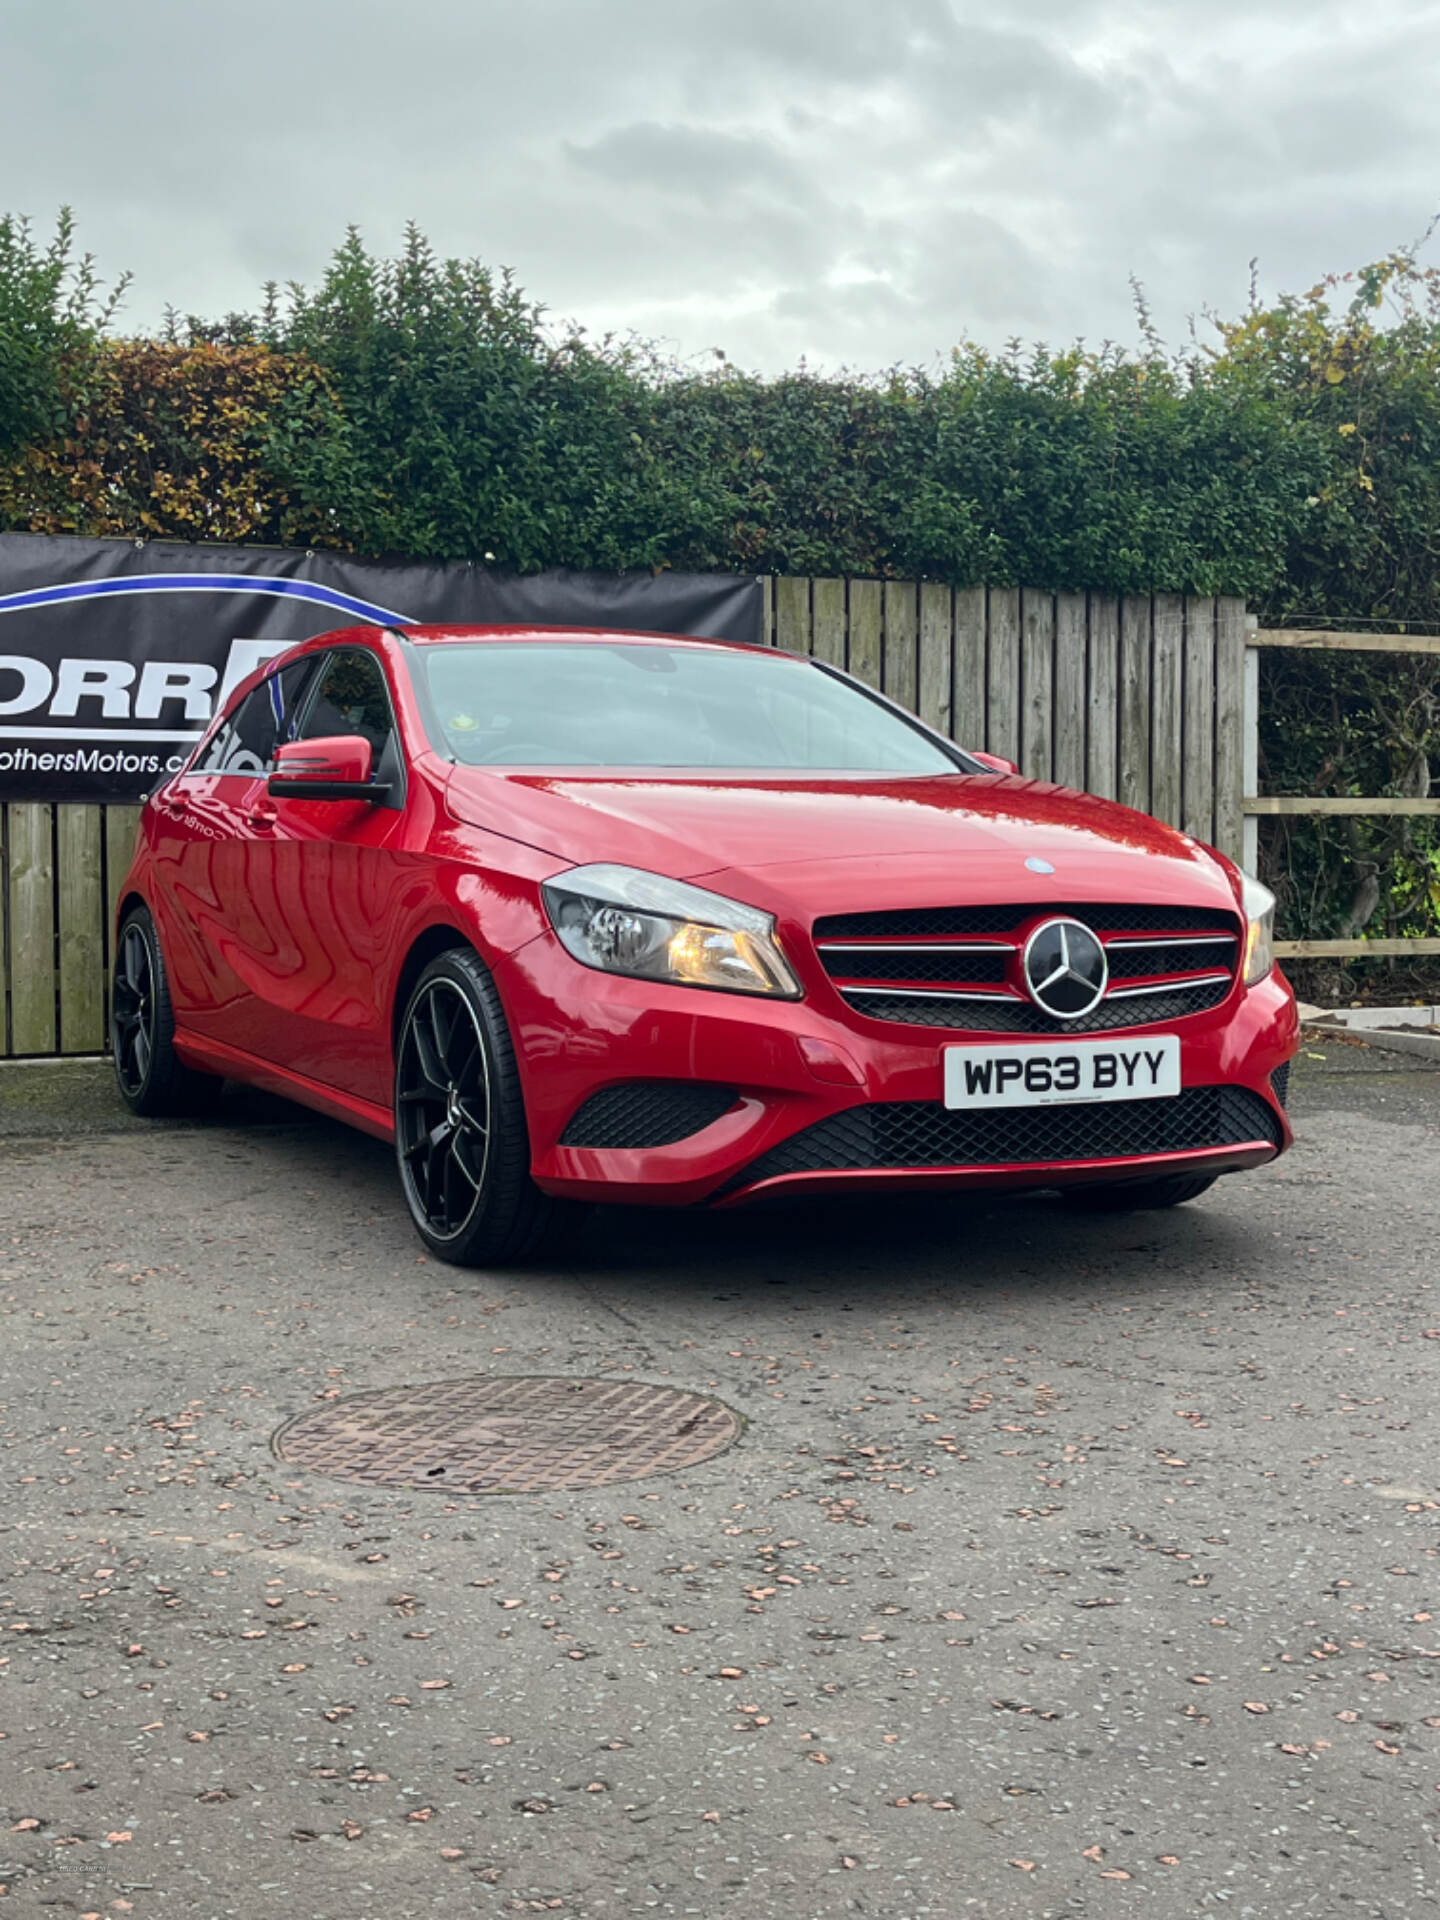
xmin=273 ymin=1376 xmax=742 ymax=1493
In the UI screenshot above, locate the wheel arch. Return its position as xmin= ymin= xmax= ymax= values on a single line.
xmin=115 ymin=889 xmax=149 ymax=937
xmin=390 ymin=924 xmax=478 ymax=1052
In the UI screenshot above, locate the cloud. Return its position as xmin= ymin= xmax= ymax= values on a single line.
xmin=0 ymin=0 xmax=1433 ymax=373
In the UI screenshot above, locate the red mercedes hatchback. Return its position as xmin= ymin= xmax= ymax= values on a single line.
xmin=113 ymin=624 xmax=1297 ymax=1264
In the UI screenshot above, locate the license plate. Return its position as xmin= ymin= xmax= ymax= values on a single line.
xmin=944 ymin=1035 xmax=1181 ymax=1109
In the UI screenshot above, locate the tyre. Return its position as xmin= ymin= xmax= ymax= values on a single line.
xmin=1061 ymin=1172 xmax=1218 ymax=1213
xmin=394 ymin=947 xmax=576 ymax=1266
xmin=111 ymin=905 xmax=216 ymax=1117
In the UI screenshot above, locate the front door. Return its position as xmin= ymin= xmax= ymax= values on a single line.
xmin=222 ymin=645 xmax=414 ymax=1107
xmin=148 ymin=657 xmax=318 ymax=1048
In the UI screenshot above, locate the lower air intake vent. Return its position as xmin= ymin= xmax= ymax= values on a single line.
xmin=1270 ymin=1061 xmax=1291 ymax=1109
xmin=561 ymin=1082 xmax=737 ymax=1150
xmin=732 ymin=1085 xmax=1281 ymax=1186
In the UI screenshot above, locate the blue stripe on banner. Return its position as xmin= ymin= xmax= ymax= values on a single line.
xmin=0 ymin=574 xmax=414 ymax=625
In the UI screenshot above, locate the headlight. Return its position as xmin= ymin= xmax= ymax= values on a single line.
xmin=541 ymin=864 xmax=802 ymax=999
xmin=1241 ymin=874 xmax=1276 ymax=986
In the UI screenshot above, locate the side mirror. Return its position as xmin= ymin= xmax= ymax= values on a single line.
xmin=968 ymin=749 xmax=1020 ymax=777
xmin=269 ymin=735 xmax=390 ymax=802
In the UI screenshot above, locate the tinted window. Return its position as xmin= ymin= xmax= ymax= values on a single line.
xmin=194 ymin=660 xmax=315 ymax=776
xmin=298 ymin=649 xmax=395 ymax=760
xmin=417 ymin=642 xmax=957 ymax=774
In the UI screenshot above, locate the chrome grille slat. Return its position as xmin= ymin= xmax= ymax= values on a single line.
xmin=1105 ymin=933 xmax=1237 ymax=949
xmin=842 ymin=985 xmax=1019 ymax=1003
xmin=1105 ymin=972 xmax=1234 ymax=1000
xmin=816 ymin=939 xmax=1017 ymax=953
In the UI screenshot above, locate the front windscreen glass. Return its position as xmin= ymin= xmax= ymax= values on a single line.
xmin=416 ymin=642 xmax=958 ymax=773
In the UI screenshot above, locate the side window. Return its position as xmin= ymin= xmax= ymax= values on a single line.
xmin=297 ymin=648 xmax=395 ymax=760
xmin=194 ymin=660 xmax=315 ymax=776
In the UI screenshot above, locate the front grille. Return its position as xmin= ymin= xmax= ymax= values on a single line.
xmin=815 ymin=903 xmax=1238 ymax=940
xmin=841 ymin=977 xmax=1232 ymax=1033
xmin=561 ymin=1082 xmax=737 ymax=1149
xmin=814 ymin=900 xmax=1241 ymax=1036
xmin=732 ymin=1086 xmax=1282 ymax=1187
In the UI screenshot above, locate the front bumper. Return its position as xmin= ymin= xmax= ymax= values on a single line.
xmin=503 ymin=933 xmax=1298 ymax=1208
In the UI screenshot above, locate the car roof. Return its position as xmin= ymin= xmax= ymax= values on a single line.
xmin=395 ymin=624 xmax=766 ymax=653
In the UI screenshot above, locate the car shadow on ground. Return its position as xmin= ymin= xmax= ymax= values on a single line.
xmin=0 ymin=1061 xmax=1282 ymax=1305
xmin=178 ymin=1082 xmax=1274 ymax=1305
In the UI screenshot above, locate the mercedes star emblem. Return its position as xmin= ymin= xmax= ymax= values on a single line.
xmin=1021 ymin=916 xmax=1109 ymax=1019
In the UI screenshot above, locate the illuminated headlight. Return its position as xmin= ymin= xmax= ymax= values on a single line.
xmin=1241 ymin=875 xmax=1276 ymax=986
xmin=542 ymin=864 xmax=802 ymax=999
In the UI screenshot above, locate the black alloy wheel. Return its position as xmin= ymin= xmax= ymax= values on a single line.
xmin=1061 ymin=1172 xmax=1218 ymax=1212
xmin=112 ymin=918 xmax=155 ymax=1098
xmin=394 ymin=948 xmax=576 ymax=1266
xmin=397 ymin=976 xmax=493 ymax=1237
xmin=111 ymin=905 xmax=214 ymax=1116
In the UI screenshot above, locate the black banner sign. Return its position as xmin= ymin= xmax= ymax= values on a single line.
xmin=0 ymin=533 xmax=763 ymax=804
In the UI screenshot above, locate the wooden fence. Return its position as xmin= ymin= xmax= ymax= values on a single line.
xmin=1243 ymin=626 xmax=1440 ymax=960
xmin=0 ymin=581 xmax=1248 ymax=1059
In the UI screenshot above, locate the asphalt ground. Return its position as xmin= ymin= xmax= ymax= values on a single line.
xmin=1 ymin=1036 xmax=1438 ymax=1919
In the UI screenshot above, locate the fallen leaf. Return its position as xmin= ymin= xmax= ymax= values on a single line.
xmin=1009 ymin=1858 xmax=1036 ymax=1872
xmin=1243 ymin=1702 xmax=1269 ymax=1714
xmin=407 ymin=1807 xmax=435 ymax=1822
xmin=1083 ymin=1845 xmax=1104 ymax=1862
xmin=12 ymin=1819 xmax=40 ymax=1832
xmin=440 ymin=1847 xmax=465 ymax=1859
xmin=1100 ymin=1868 xmax=1132 ymax=1880
xmin=106 ymin=1830 xmax=133 ymax=1843
xmin=420 ymin=1680 xmax=450 ymax=1690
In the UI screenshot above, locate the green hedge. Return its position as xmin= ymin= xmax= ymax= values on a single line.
xmin=3 ymin=212 xmax=1439 ymax=952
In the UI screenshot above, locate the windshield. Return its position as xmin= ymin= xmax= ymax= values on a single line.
xmin=415 ymin=642 xmax=959 ymax=774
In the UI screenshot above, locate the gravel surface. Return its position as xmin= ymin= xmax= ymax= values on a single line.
xmin=1 ymin=1045 xmax=1438 ymax=1918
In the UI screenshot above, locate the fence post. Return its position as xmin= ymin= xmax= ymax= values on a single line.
xmin=1242 ymin=616 xmax=1260 ymax=874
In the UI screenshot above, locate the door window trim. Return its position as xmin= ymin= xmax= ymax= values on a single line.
xmin=291 ymin=643 xmax=407 ymax=809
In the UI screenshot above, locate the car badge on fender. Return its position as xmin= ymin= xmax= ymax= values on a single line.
xmin=1022 ymin=916 xmax=1108 ymax=1019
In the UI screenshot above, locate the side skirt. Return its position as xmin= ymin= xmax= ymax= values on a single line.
xmin=175 ymin=1030 xmax=394 ymax=1143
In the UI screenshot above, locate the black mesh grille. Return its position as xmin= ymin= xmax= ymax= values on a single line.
xmin=1271 ymin=1061 xmax=1291 ymax=1109
xmin=1106 ymin=938 xmax=1236 ymax=979
xmin=815 ymin=902 xmax=1239 ymax=941
xmin=822 ymin=947 xmax=1011 ymax=986
xmin=561 ymin=1082 xmax=737 ymax=1149
xmin=733 ymin=1086 xmax=1282 ymax=1186
xmin=841 ymin=976 xmax=1232 ymax=1033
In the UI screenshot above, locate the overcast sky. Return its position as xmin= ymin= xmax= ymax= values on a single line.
xmin=4 ymin=0 xmax=1438 ymax=373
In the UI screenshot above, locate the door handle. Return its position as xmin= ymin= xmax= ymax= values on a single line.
xmin=246 ymin=803 xmax=278 ymax=829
